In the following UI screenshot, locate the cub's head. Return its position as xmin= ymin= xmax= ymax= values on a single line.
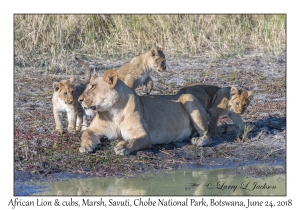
xmin=148 ymin=43 xmax=166 ymax=72
xmin=229 ymin=87 xmax=254 ymax=114
xmin=52 ymin=77 xmax=75 ymax=104
xmin=78 ymin=70 xmax=119 ymax=116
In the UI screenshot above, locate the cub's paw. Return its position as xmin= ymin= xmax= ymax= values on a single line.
xmin=53 ymin=129 xmax=64 ymax=134
xmin=236 ymin=126 xmax=245 ymax=137
xmin=67 ymin=127 xmax=77 ymax=134
xmin=114 ymin=141 xmax=130 ymax=156
xmin=215 ymin=124 xmax=227 ymax=135
xmin=209 ymin=131 xmax=217 ymax=138
xmin=191 ymin=135 xmax=212 ymax=146
xmin=80 ymin=126 xmax=88 ymax=132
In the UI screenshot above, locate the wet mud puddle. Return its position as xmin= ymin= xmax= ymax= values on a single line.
xmin=16 ymin=167 xmax=285 ymax=196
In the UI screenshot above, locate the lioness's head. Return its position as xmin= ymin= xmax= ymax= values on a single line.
xmin=78 ymin=70 xmax=120 ymax=116
xmin=229 ymin=87 xmax=254 ymax=114
xmin=148 ymin=44 xmax=166 ymax=72
xmin=53 ymin=77 xmax=75 ymax=104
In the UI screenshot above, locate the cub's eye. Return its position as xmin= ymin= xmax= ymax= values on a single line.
xmin=90 ymin=84 xmax=96 ymax=90
xmin=64 ymin=92 xmax=67 ymax=95
xmin=235 ymin=102 xmax=239 ymax=105
xmin=243 ymin=104 xmax=247 ymax=107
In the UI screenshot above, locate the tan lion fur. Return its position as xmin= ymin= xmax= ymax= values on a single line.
xmin=116 ymin=43 xmax=166 ymax=95
xmin=78 ymin=70 xmax=211 ymax=155
xmin=176 ymin=84 xmax=254 ymax=136
xmin=52 ymin=57 xmax=91 ymax=134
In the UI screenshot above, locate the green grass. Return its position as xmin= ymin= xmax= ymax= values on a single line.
xmin=240 ymin=123 xmax=255 ymax=142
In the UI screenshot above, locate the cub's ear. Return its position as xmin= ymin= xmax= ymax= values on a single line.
xmin=150 ymin=47 xmax=160 ymax=60
xmin=151 ymin=47 xmax=158 ymax=56
xmin=247 ymin=91 xmax=254 ymax=100
xmin=53 ymin=82 xmax=60 ymax=92
xmin=155 ymin=43 xmax=164 ymax=51
xmin=153 ymin=41 xmax=157 ymax=48
xmin=69 ymin=77 xmax=75 ymax=84
xmin=156 ymin=45 xmax=164 ymax=51
xmin=103 ymin=70 xmax=118 ymax=88
xmin=230 ymin=87 xmax=239 ymax=96
xmin=153 ymin=41 xmax=164 ymax=50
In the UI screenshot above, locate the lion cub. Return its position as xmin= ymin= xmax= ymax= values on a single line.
xmin=116 ymin=43 xmax=166 ymax=95
xmin=177 ymin=84 xmax=254 ymax=137
xmin=52 ymin=57 xmax=91 ymax=134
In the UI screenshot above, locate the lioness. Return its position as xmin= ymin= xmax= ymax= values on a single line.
xmin=52 ymin=57 xmax=91 ymax=133
xmin=116 ymin=43 xmax=166 ymax=95
xmin=176 ymin=84 xmax=254 ymax=136
xmin=78 ymin=70 xmax=211 ymax=155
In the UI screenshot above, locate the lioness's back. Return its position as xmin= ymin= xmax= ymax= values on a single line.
xmin=140 ymin=96 xmax=192 ymax=144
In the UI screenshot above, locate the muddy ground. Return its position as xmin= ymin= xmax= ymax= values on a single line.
xmin=14 ymin=52 xmax=286 ymax=182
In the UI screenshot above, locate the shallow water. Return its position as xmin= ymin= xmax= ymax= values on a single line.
xmin=24 ymin=168 xmax=285 ymax=196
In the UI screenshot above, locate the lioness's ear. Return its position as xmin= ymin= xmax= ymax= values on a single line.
xmin=53 ymin=82 xmax=60 ymax=92
xmin=230 ymin=87 xmax=239 ymax=96
xmin=90 ymin=74 xmax=96 ymax=83
xmin=103 ymin=70 xmax=118 ymax=88
xmin=247 ymin=91 xmax=254 ymax=100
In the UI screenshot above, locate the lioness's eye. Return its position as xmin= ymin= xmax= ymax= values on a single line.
xmin=244 ymin=104 xmax=247 ymax=107
xmin=235 ymin=102 xmax=239 ymax=105
xmin=64 ymin=92 xmax=67 ymax=95
xmin=90 ymin=84 xmax=96 ymax=89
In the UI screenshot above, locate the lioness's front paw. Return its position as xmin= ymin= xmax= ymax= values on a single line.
xmin=114 ymin=141 xmax=130 ymax=156
xmin=79 ymin=144 xmax=95 ymax=153
xmin=191 ymin=135 xmax=212 ymax=146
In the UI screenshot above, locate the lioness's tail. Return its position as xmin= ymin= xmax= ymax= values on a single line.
xmin=75 ymin=57 xmax=91 ymax=85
